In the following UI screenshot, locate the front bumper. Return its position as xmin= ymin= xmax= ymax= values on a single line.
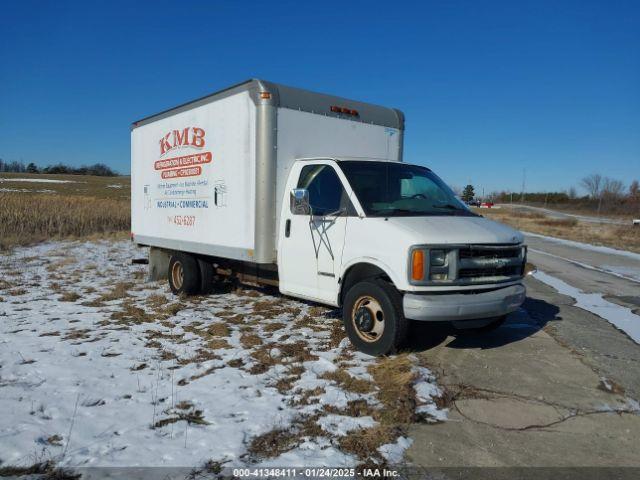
xmin=403 ymin=283 xmax=526 ymax=322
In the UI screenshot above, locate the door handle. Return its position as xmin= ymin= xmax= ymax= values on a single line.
xmin=285 ymin=219 xmax=291 ymax=238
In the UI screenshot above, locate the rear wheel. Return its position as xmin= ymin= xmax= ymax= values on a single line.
xmin=342 ymin=280 xmax=408 ymax=356
xmin=168 ymin=253 xmax=200 ymax=295
xmin=197 ymin=258 xmax=215 ymax=294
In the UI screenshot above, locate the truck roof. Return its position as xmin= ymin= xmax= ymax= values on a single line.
xmin=131 ymin=79 xmax=404 ymax=131
xmin=297 ymin=156 xmax=402 ymax=163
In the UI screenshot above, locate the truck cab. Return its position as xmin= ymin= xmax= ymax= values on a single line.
xmin=278 ymin=157 xmax=526 ymax=355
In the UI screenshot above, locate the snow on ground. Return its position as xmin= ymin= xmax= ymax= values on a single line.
xmin=0 ymin=178 xmax=81 ymax=184
xmin=533 ymin=271 xmax=640 ymax=344
xmin=106 ymin=184 xmax=124 ymax=189
xmin=0 ymin=240 xmax=444 ymax=471
xmin=0 ymin=188 xmax=57 ymax=194
xmin=525 ymin=231 xmax=640 ymax=261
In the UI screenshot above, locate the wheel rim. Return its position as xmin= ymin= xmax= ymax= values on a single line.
xmin=351 ymin=295 xmax=384 ymax=343
xmin=171 ymin=261 xmax=184 ymax=290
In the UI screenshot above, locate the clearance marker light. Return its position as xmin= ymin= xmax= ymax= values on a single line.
xmin=330 ymin=105 xmax=359 ymax=116
xmin=260 ymin=92 xmax=271 ymax=99
xmin=411 ymin=250 xmax=425 ymax=281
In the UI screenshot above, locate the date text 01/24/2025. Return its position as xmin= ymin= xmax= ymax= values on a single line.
xmin=232 ymin=468 xmax=400 ymax=478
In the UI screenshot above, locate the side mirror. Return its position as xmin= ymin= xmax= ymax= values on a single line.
xmin=290 ymin=188 xmax=311 ymax=215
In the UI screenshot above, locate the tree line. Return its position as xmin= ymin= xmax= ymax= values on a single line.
xmin=0 ymin=158 xmax=118 ymax=176
xmin=460 ymin=173 xmax=639 ymax=215
xmin=491 ymin=173 xmax=639 ymax=215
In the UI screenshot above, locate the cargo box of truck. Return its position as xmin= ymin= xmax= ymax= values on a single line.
xmin=131 ymin=79 xmax=404 ymax=265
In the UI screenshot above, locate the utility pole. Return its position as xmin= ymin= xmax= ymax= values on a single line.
xmin=519 ymin=168 xmax=526 ymax=203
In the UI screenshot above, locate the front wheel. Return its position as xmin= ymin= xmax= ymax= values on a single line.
xmin=342 ymin=280 xmax=408 ymax=356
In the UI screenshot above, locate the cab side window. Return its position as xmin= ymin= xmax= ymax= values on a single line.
xmin=295 ymin=165 xmax=355 ymax=216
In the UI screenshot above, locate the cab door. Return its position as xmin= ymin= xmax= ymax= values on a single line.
xmin=278 ymin=161 xmax=356 ymax=305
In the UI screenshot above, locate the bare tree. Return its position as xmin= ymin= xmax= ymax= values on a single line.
xmin=580 ymin=173 xmax=602 ymax=198
xmin=602 ymin=177 xmax=625 ymax=200
xmin=629 ymin=180 xmax=639 ymax=198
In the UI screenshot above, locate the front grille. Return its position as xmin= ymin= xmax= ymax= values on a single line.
xmin=456 ymin=245 xmax=524 ymax=283
xmin=458 ymin=266 xmax=521 ymax=279
xmin=459 ymin=246 xmax=521 ymax=260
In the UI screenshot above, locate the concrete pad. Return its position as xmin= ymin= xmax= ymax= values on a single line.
xmin=454 ymin=397 xmax=567 ymax=430
xmin=408 ymin=410 xmax=640 ymax=467
xmin=405 ymin=278 xmax=640 ymax=467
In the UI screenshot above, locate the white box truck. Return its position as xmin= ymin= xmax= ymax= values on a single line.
xmin=131 ymin=79 xmax=526 ymax=355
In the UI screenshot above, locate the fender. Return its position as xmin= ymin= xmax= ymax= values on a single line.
xmin=339 ymin=256 xmax=404 ymax=291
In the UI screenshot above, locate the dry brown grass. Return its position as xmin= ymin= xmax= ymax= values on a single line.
xmin=206 ymin=323 xmax=230 ymax=337
xmin=319 ymin=369 xmax=374 ymax=394
xmin=240 ymin=332 xmax=263 ymax=348
xmin=368 ymin=354 xmax=418 ymax=425
xmin=0 ymin=193 xmax=130 ymax=249
xmin=247 ymin=429 xmax=300 ymax=458
xmin=480 ymin=207 xmax=640 ymax=253
xmin=59 ymin=291 xmax=81 ymax=302
xmin=153 ymin=404 xmax=209 ymax=428
xmin=0 ymin=173 xmax=130 ymax=250
xmin=338 ymin=425 xmax=402 ymax=460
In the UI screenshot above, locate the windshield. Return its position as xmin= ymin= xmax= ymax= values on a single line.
xmin=338 ymin=161 xmax=474 ymax=217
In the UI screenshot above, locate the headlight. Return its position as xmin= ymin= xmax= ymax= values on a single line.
xmin=430 ymin=249 xmax=446 ymax=266
xmin=409 ymin=247 xmax=451 ymax=284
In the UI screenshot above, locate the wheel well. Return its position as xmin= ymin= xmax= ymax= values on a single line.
xmin=339 ymin=263 xmax=393 ymax=306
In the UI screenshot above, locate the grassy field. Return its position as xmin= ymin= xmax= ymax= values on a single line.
xmin=478 ymin=206 xmax=640 ymax=253
xmin=2 ymin=172 xmax=638 ymax=254
xmin=0 ymin=173 xmax=130 ymax=250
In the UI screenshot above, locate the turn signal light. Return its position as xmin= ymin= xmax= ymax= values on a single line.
xmin=411 ymin=250 xmax=425 ymax=281
xmin=260 ymin=92 xmax=271 ymax=99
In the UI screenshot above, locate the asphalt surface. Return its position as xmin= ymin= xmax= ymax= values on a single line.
xmin=405 ymin=232 xmax=640 ymax=468
xmin=525 ymin=233 xmax=640 ymax=312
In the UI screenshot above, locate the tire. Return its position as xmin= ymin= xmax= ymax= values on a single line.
xmin=342 ymin=280 xmax=408 ymax=356
xmin=168 ymin=253 xmax=200 ymax=295
xmin=197 ymin=258 xmax=215 ymax=294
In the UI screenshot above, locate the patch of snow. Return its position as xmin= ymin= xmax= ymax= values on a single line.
xmin=0 ymin=188 xmax=57 ymax=194
xmin=0 ymin=240 xmax=446 ymax=469
xmin=317 ymin=415 xmax=376 ymax=436
xmin=0 ymin=177 xmax=80 ymax=184
xmin=595 ymin=398 xmax=640 ymax=413
xmin=106 ymin=184 xmax=124 ymax=189
xmin=533 ymin=271 xmax=640 ymax=344
xmin=378 ymin=436 xmax=413 ymax=464
xmin=256 ymin=438 xmax=356 ymax=467
xmin=525 ymin=232 xmax=640 ymax=261
xmin=412 ymin=365 xmax=448 ymax=422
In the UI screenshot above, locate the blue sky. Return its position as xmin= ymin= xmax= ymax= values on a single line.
xmin=1 ymin=0 xmax=638 ymax=194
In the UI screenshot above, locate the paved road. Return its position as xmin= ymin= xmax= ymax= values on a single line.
xmin=525 ymin=233 xmax=640 ymax=309
xmin=405 ymin=233 xmax=640 ymax=469
xmin=498 ymin=203 xmax=633 ymax=226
